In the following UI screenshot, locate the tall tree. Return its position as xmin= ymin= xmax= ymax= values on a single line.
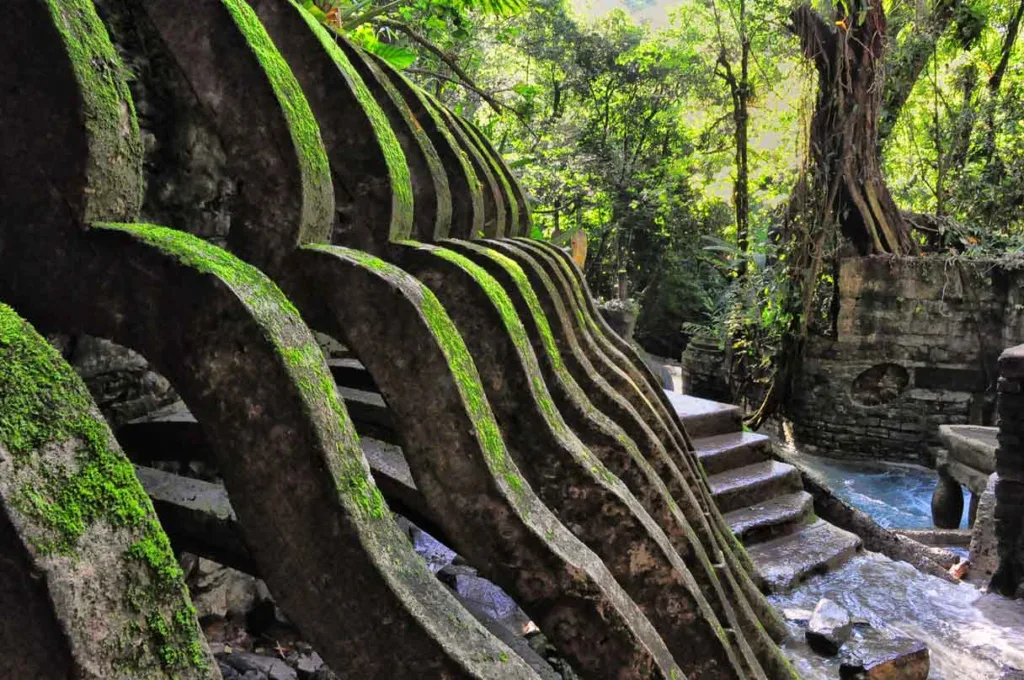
xmin=789 ymin=0 xmax=917 ymax=255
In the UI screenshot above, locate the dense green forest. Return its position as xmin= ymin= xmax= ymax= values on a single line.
xmin=310 ymin=0 xmax=1024 ymax=411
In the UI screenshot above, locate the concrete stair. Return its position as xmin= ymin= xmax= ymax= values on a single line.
xmin=708 ymin=460 xmax=803 ymax=512
xmin=669 ymin=389 xmax=862 ymax=592
xmin=694 ymin=431 xmax=771 ymax=475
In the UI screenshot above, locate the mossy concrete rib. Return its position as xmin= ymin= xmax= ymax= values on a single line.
xmin=458 ymin=115 xmax=532 ymax=236
xmin=245 ymin=0 xmax=416 ymax=252
xmin=496 ymin=239 xmax=795 ymax=677
xmin=0 ymin=304 xmax=215 ymax=678
xmin=394 ymin=241 xmax=714 ymax=679
xmin=1 ymin=0 xmax=142 ymax=231
xmin=448 ymin=114 xmax=518 ymax=236
xmin=367 ymin=52 xmax=484 ymax=240
xmin=442 ymin=239 xmax=763 ymax=679
xmin=329 ymin=34 xmax=453 ymax=244
xmin=422 ymin=93 xmax=505 ymax=238
xmin=283 ymin=243 xmax=684 ymax=678
xmin=470 ymin=237 xmax=794 ymax=678
xmin=5 ymin=222 xmax=535 ymax=678
xmin=138 ymin=0 xmax=334 ymax=276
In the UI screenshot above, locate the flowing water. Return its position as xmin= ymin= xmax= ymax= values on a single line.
xmin=766 ymin=450 xmax=1024 ymax=677
xmin=772 ymin=551 xmax=1024 ymax=679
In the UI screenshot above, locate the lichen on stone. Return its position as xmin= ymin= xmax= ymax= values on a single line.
xmin=0 ymin=303 xmax=209 ymax=675
xmin=43 ymin=0 xmax=143 ymax=221
xmin=221 ymin=0 xmax=334 ymax=245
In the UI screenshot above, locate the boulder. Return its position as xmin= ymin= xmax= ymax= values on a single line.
xmin=806 ymin=598 xmax=853 ymax=656
xmin=217 ymin=651 xmax=298 ymax=680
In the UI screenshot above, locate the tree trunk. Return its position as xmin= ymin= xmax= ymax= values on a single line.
xmin=790 ymin=2 xmax=917 ymax=255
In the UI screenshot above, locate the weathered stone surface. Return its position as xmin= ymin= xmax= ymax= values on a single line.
xmin=993 ymin=347 xmax=1024 ymax=597
xmin=939 ymin=424 xmax=998 ymax=475
xmin=931 ymin=472 xmax=965 ymax=529
xmin=500 ymin=240 xmax=789 ymax=645
xmin=805 ymin=598 xmax=852 ymax=656
xmin=1 ymin=6 xmax=538 ymax=671
xmin=456 ymin=117 xmax=532 ymax=236
xmin=971 ymin=472 xmax=1001 ymax=581
xmin=365 ymin=53 xmax=484 ymax=239
xmin=482 ymin=239 xmax=793 ymax=676
xmin=0 ymin=304 xmax=216 ymax=678
xmin=136 ymin=464 xmax=255 ymax=575
xmin=441 ymin=239 xmax=759 ymax=677
xmin=137 ymin=0 xmax=335 ymax=277
xmin=283 ymin=244 xmax=677 ymax=678
xmin=219 ymin=651 xmax=297 ymax=680
xmin=67 ymin=335 xmax=179 ymax=427
xmin=393 ymin=241 xmax=738 ymax=678
xmin=838 ymin=634 xmax=929 ymax=679
xmin=448 ymin=115 xmax=518 ymax=235
xmin=329 ymin=38 xmax=452 ymax=243
xmin=425 ymin=96 xmax=504 ymax=237
xmin=244 ymin=0 xmax=415 ymax=251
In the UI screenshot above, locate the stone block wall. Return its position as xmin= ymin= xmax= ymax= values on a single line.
xmin=786 ymin=256 xmax=1024 ymax=464
xmin=994 ymin=346 xmax=1024 ymax=597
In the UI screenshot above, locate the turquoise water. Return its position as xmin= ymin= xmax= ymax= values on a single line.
xmin=788 ymin=452 xmax=971 ymax=530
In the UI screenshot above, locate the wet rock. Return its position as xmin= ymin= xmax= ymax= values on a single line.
xmin=187 ymin=557 xmax=264 ymax=623
xmin=217 ymin=651 xmax=297 ymax=680
xmin=445 ymin=572 xmax=533 ymax=636
xmin=839 ymin=634 xmax=929 ymax=679
xmin=437 ymin=562 xmax=479 ymax=587
xmin=782 ymin=607 xmax=814 ymax=623
xmin=396 ymin=516 xmax=456 ymax=573
xmin=294 ymin=651 xmax=323 ymax=678
xmin=806 ymin=598 xmax=853 ymax=656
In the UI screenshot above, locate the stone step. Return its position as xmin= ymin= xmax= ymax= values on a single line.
xmin=723 ymin=491 xmax=815 ymax=545
xmin=693 ymin=431 xmax=771 ymax=476
xmin=707 ymin=460 xmax=803 ymax=513
xmin=663 ymin=390 xmax=743 ymax=439
xmin=745 ymin=519 xmax=862 ymax=593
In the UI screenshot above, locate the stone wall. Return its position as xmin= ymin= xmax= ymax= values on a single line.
xmin=994 ymin=346 xmax=1024 ymax=597
xmin=786 ymin=255 xmax=1024 ymax=464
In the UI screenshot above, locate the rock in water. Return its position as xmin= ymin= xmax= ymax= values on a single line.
xmin=839 ymin=635 xmax=929 ymax=679
xmin=806 ymin=598 xmax=853 ymax=656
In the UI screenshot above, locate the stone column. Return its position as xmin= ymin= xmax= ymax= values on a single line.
xmin=993 ymin=345 xmax=1024 ymax=597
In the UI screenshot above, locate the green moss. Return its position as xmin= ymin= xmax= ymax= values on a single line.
xmin=414 ymin=244 xmax=571 ymax=439
xmin=458 ymin=121 xmax=519 ymax=234
xmin=294 ymin=10 xmax=415 ymax=239
xmin=43 ymin=0 xmax=143 ymax=221
xmin=352 ymin=43 xmax=452 ymax=237
xmin=313 ymin=244 xmax=528 ymax=500
xmin=0 ymin=304 xmax=207 ymax=674
xmin=222 ymin=0 xmax=333 ymax=245
xmin=431 ymin=104 xmax=505 ymax=235
xmin=415 ymin=90 xmax=485 ymax=229
xmin=96 ymin=224 xmax=385 ymax=521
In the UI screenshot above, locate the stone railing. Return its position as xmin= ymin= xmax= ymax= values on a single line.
xmin=994 ymin=344 xmax=1024 ymax=597
xmin=0 ymin=0 xmax=798 ymax=677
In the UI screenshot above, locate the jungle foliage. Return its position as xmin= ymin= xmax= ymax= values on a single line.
xmin=313 ymin=0 xmax=1024 ymax=410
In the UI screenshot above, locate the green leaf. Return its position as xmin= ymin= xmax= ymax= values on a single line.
xmin=366 ymin=42 xmax=418 ymax=69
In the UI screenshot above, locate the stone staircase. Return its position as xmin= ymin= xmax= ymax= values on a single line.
xmin=667 ymin=392 xmax=863 ymax=592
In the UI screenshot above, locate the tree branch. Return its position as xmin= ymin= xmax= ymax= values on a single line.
xmin=376 ymin=19 xmax=507 ymax=115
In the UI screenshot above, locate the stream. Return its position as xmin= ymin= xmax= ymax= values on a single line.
xmin=768 ymin=451 xmax=1024 ymax=678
